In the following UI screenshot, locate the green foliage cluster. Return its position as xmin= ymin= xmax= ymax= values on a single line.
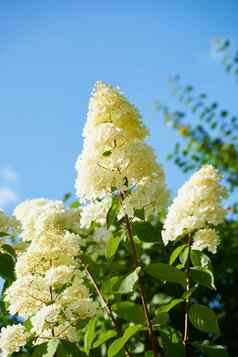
xmin=157 ymin=37 xmax=238 ymax=357
xmin=0 ymin=195 xmax=230 ymax=356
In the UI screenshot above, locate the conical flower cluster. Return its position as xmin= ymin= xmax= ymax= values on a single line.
xmin=75 ymin=81 xmax=169 ymax=222
xmin=162 ymin=165 xmax=227 ymax=253
xmin=4 ymin=199 xmax=96 ymax=346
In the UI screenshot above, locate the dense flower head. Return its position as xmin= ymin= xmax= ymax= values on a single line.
xmin=14 ymin=198 xmax=81 ymax=241
xmin=0 ymin=324 xmax=28 ymax=356
xmin=75 ymin=81 xmax=169 ymax=220
xmin=83 ymin=81 xmax=149 ymax=143
xmin=5 ymin=275 xmax=50 ymax=318
xmin=192 ymin=228 xmax=220 ymax=254
xmin=80 ymin=198 xmax=112 ymax=228
xmin=162 ymin=164 xmax=227 ymax=253
xmin=5 ymin=199 xmax=97 ymax=345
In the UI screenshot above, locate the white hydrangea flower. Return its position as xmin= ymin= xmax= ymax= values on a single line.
xmin=6 ymin=199 xmax=97 ymax=342
xmin=192 ymin=228 xmax=220 ymax=254
xmin=64 ymin=298 xmax=97 ymax=321
xmin=162 ymin=165 xmax=227 ymax=253
xmin=45 ymin=266 xmax=74 ymax=287
xmin=59 ymin=274 xmax=93 ymax=304
xmin=119 ymin=174 xmax=169 ymax=220
xmin=31 ymin=304 xmax=61 ymax=334
xmin=80 ymin=198 xmax=112 ymax=228
xmin=5 ymin=275 xmax=50 ymax=318
xmin=14 ymin=199 xmax=64 ymax=241
xmin=15 ymin=231 xmax=80 ymax=277
xmin=14 ymin=199 xmax=81 ymax=241
xmin=75 ymin=81 xmax=169 ymax=220
xmin=35 ymin=324 xmax=78 ymax=345
xmin=0 ymin=325 xmax=27 ymax=356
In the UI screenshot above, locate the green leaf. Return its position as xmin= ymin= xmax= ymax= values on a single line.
xmin=102 ymin=276 xmax=124 ymax=296
xmin=157 ymin=298 xmax=183 ymax=314
xmin=179 ymin=246 xmax=189 ymax=265
xmin=118 ymin=268 xmax=140 ymax=294
xmin=106 ymin=196 xmax=120 ymax=229
xmin=191 ymin=267 xmax=216 ymax=290
xmin=155 ymin=312 xmax=170 ymax=326
xmin=188 ymin=304 xmax=220 ymax=335
xmin=43 ymin=339 xmax=59 ymax=357
xmin=63 ymin=192 xmax=72 ymax=202
xmin=24 ymin=319 xmax=33 ymax=332
xmin=146 ymin=263 xmax=186 ymax=288
xmin=103 ymin=150 xmax=112 ymax=157
xmin=190 ymin=250 xmax=212 ymax=270
xmin=106 ymin=235 xmax=122 ymax=258
xmin=0 ymin=232 xmax=9 ymax=237
xmin=134 ymin=208 xmax=145 ymax=220
xmin=108 ymin=324 xmax=142 ymax=357
xmin=84 ymin=317 xmax=97 ymax=355
xmin=164 ymin=342 xmax=186 ymax=357
xmin=0 ymin=253 xmax=15 ymax=280
xmin=56 ymin=340 xmax=83 ymax=356
xmin=32 ymin=344 xmax=48 ymax=356
xmin=93 ymin=330 xmax=117 ymax=348
xmin=70 ymin=200 xmax=80 ymax=209
xmin=34 ymin=340 xmax=83 ymax=357
xmin=132 ymin=221 xmax=162 ymax=243
xmin=158 ymin=325 xmax=182 ymax=343
xmin=193 ymin=342 xmax=230 ymax=357
xmin=169 ymin=245 xmax=186 ymax=265
xmin=0 ymin=244 xmax=16 ymax=257
xmin=113 ymin=301 xmax=145 ymax=324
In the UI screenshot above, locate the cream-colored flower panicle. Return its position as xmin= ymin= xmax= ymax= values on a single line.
xmin=162 ymin=164 xmax=227 ymax=253
xmin=5 ymin=199 xmax=97 ymax=344
xmin=75 ymin=81 xmax=169 ymax=220
xmin=14 ymin=198 xmax=81 ymax=241
xmin=0 ymin=324 xmax=28 ymax=356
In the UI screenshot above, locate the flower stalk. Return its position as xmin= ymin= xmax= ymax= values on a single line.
xmin=125 ymin=214 xmax=158 ymax=357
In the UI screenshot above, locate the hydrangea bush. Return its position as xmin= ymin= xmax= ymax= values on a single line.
xmin=0 ymin=82 xmax=229 ymax=356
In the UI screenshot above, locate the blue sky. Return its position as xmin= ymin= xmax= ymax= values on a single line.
xmin=0 ymin=0 xmax=237 ymax=212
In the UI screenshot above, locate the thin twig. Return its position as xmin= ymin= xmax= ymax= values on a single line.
xmin=79 ymin=256 xmax=133 ymax=357
xmin=125 ymin=215 xmax=158 ymax=357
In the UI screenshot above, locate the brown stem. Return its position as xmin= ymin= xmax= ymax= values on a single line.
xmin=79 ymin=256 xmax=133 ymax=357
xmin=125 ymin=215 xmax=158 ymax=357
xmin=183 ymin=235 xmax=192 ymax=347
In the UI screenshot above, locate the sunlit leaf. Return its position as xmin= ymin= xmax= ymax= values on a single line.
xmin=188 ymin=304 xmax=220 ymax=334
xmin=93 ymin=330 xmax=117 ymax=349
xmin=146 ymin=263 xmax=186 ymax=288
xmin=84 ymin=317 xmax=97 ymax=355
xmin=108 ymin=324 xmax=142 ymax=357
